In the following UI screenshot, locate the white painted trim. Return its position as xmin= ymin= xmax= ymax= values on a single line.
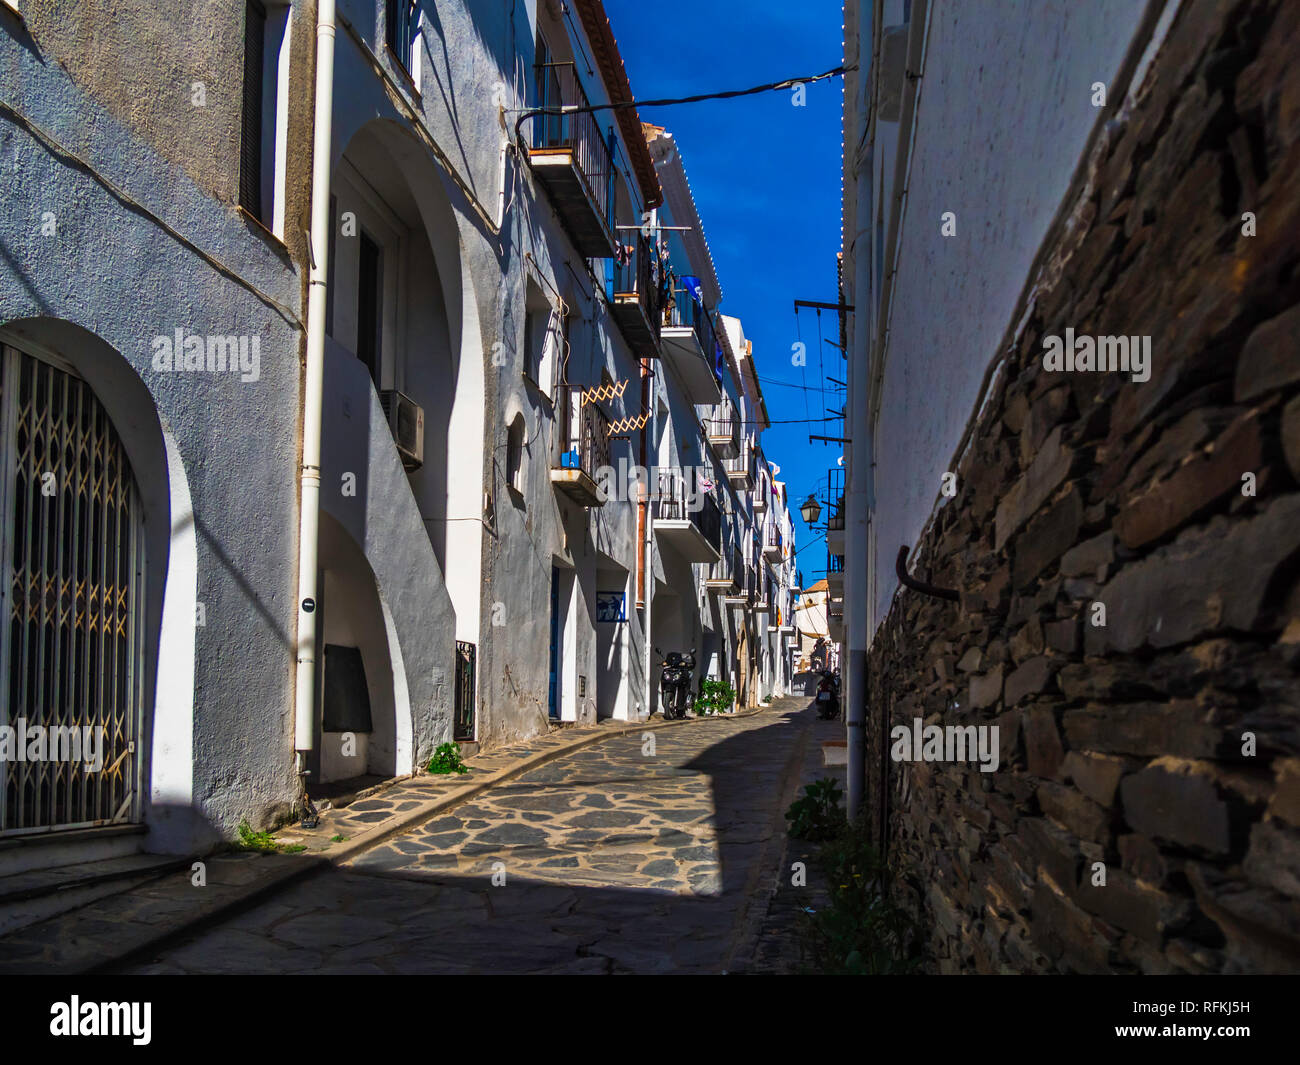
xmin=147 ymin=421 xmax=198 ymax=852
xmin=270 ymin=7 xmax=293 ymax=240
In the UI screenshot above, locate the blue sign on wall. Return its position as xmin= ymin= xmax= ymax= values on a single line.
xmin=596 ymin=591 xmax=626 ymax=623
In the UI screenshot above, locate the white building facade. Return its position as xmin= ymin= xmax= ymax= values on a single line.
xmin=0 ymin=0 xmax=794 ymax=872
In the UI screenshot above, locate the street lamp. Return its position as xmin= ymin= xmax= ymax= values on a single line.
xmin=800 ymin=494 xmax=821 ymax=526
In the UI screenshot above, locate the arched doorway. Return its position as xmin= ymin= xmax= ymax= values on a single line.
xmin=326 ymin=121 xmax=485 ymax=644
xmin=0 ymin=343 xmax=146 ymax=834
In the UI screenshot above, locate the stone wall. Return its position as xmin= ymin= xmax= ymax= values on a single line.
xmin=867 ymin=0 xmax=1300 ymax=974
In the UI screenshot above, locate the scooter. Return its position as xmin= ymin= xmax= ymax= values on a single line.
xmin=815 ymin=669 xmax=840 ymax=720
xmin=657 ymin=647 xmax=697 ymax=720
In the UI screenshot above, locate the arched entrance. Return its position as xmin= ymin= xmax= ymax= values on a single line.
xmin=326 ymin=121 xmax=485 ymax=645
xmin=0 ymin=343 xmax=146 ymax=834
xmin=312 ymin=512 xmax=411 ymax=784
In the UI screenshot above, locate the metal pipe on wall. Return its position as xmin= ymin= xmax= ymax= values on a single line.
xmin=293 ymin=0 xmax=337 ymax=760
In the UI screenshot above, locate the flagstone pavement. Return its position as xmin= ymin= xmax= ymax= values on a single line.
xmin=119 ymin=696 xmax=832 ymax=974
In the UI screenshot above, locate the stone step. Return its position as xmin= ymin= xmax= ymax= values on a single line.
xmin=0 ymin=853 xmax=193 ymax=938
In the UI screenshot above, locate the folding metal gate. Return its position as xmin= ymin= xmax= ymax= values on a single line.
xmin=453 ymin=640 xmax=476 ymax=741
xmin=0 ymin=344 xmax=147 ymax=835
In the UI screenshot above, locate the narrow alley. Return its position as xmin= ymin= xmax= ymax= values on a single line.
xmin=114 ymin=697 xmax=834 ymax=975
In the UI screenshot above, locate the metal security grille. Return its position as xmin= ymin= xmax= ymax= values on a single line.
xmin=453 ymin=641 xmax=476 ymax=741
xmin=0 ymin=345 xmax=146 ymax=835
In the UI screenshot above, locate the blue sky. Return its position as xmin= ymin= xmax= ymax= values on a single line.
xmin=604 ymin=0 xmax=848 ymax=584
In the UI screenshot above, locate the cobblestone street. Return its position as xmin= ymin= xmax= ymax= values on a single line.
xmin=119 ymin=697 xmax=827 ymax=974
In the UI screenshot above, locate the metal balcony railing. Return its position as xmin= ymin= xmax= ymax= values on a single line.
xmin=666 ymin=281 xmax=714 ymax=357
xmin=556 ymin=386 xmax=611 ymax=480
xmin=532 ymin=61 xmax=613 ymax=230
xmin=703 ymin=399 xmax=738 ymax=446
xmin=708 ymin=540 xmax=744 ymax=589
xmin=765 ymin=524 xmax=784 ymax=556
xmin=725 ymin=442 xmax=758 ymax=482
xmin=827 ymin=465 xmax=846 ymax=531
xmin=655 ymin=470 xmax=722 ymax=553
xmin=610 ymin=230 xmax=663 ymax=343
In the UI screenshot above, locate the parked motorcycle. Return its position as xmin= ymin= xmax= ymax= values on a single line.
xmin=657 ymin=647 xmax=697 ymax=720
xmin=815 ymin=669 xmax=840 ymax=720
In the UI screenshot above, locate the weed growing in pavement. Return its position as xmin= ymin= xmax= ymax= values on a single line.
xmin=798 ymin=817 xmax=920 ymax=975
xmin=427 ymin=742 xmax=469 ymax=775
xmin=785 ymin=778 xmax=846 ymax=841
xmin=235 ymin=820 xmax=306 ymax=854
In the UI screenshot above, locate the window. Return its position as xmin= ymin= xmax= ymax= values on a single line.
xmin=239 ymin=1 xmax=292 ymax=236
xmin=523 ymin=283 xmax=560 ymax=401
xmin=507 ymin=416 xmax=526 ymax=495
xmin=239 ymin=1 xmax=266 ymax=218
xmin=387 ymin=1 xmax=420 ymax=77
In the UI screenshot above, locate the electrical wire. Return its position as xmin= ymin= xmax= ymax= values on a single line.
xmin=510 ymin=64 xmax=849 ymax=122
xmin=512 ymin=65 xmax=852 ymax=146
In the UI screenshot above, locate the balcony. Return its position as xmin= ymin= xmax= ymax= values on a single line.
xmin=724 ymin=562 xmax=754 ymax=609
xmin=752 ymin=567 xmax=772 ymax=613
xmin=753 ymin=474 xmax=769 ymax=515
xmin=528 ymin=62 xmax=616 ymax=259
xmin=703 ymin=401 xmax=739 ymax=459
xmin=654 ymin=470 xmax=721 ymax=563
xmin=725 ymin=443 xmax=757 ymax=489
xmin=762 ymin=523 xmax=784 ymax=563
xmin=826 ymin=465 xmax=845 ymax=553
xmin=827 ymin=594 xmax=845 ymax=642
xmin=705 ymin=542 xmax=743 ymax=596
xmin=660 ymin=283 xmax=722 ymax=405
xmin=551 ymin=387 xmax=610 ymax=507
xmin=827 ymin=551 xmax=845 ymax=595
xmin=609 ymin=231 xmax=662 ymax=358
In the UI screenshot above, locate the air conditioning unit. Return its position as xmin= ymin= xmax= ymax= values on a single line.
xmin=380 ymin=390 xmax=424 ymax=471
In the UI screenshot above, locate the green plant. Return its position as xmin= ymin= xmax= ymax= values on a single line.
xmin=330 ymin=834 xmax=348 ymax=843
xmin=692 ymin=679 xmax=736 ymax=716
xmin=784 ymin=777 xmax=846 ymax=841
xmin=235 ymin=820 xmax=306 ymax=854
xmin=798 ymin=817 xmax=920 ymax=974
xmin=427 ymin=741 xmax=469 ymax=775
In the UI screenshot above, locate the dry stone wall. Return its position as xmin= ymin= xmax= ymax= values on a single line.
xmin=867 ymin=0 xmax=1300 ymax=974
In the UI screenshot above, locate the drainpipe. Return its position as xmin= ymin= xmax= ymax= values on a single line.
xmin=294 ymin=0 xmax=337 ymax=771
xmin=642 ymin=360 xmax=656 ymax=719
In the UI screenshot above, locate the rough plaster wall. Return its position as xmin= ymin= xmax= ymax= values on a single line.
xmin=1 ymin=13 xmax=305 ymax=843
xmin=871 ymin=0 xmax=1149 ymax=625
xmin=15 ymin=1 xmax=243 ymax=204
xmin=320 ymin=340 xmax=455 ymax=762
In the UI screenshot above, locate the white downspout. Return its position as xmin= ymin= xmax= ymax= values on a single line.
xmin=643 ymin=367 xmax=656 ymax=720
xmin=294 ymin=0 xmax=337 ymax=763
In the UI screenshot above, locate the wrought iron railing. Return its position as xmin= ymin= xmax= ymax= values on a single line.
xmin=711 ymin=541 xmax=744 ymax=587
xmin=656 ymin=470 xmax=722 ymax=553
xmin=611 ymin=230 xmax=663 ymax=338
xmin=725 ymin=442 xmax=757 ymax=481
xmin=557 ymin=387 xmax=611 ymax=481
xmin=765 ymin=524 xmax=784 ymax=556
xmin=703 ymin=399 xmax=738 ymax=446
xmin=827 ymin=465 xmax=846 ymax=531
xmin=532 ymin=61 xmax=613 ymax=230
xmin=666 ymin=281 xmax=714 ymax=356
